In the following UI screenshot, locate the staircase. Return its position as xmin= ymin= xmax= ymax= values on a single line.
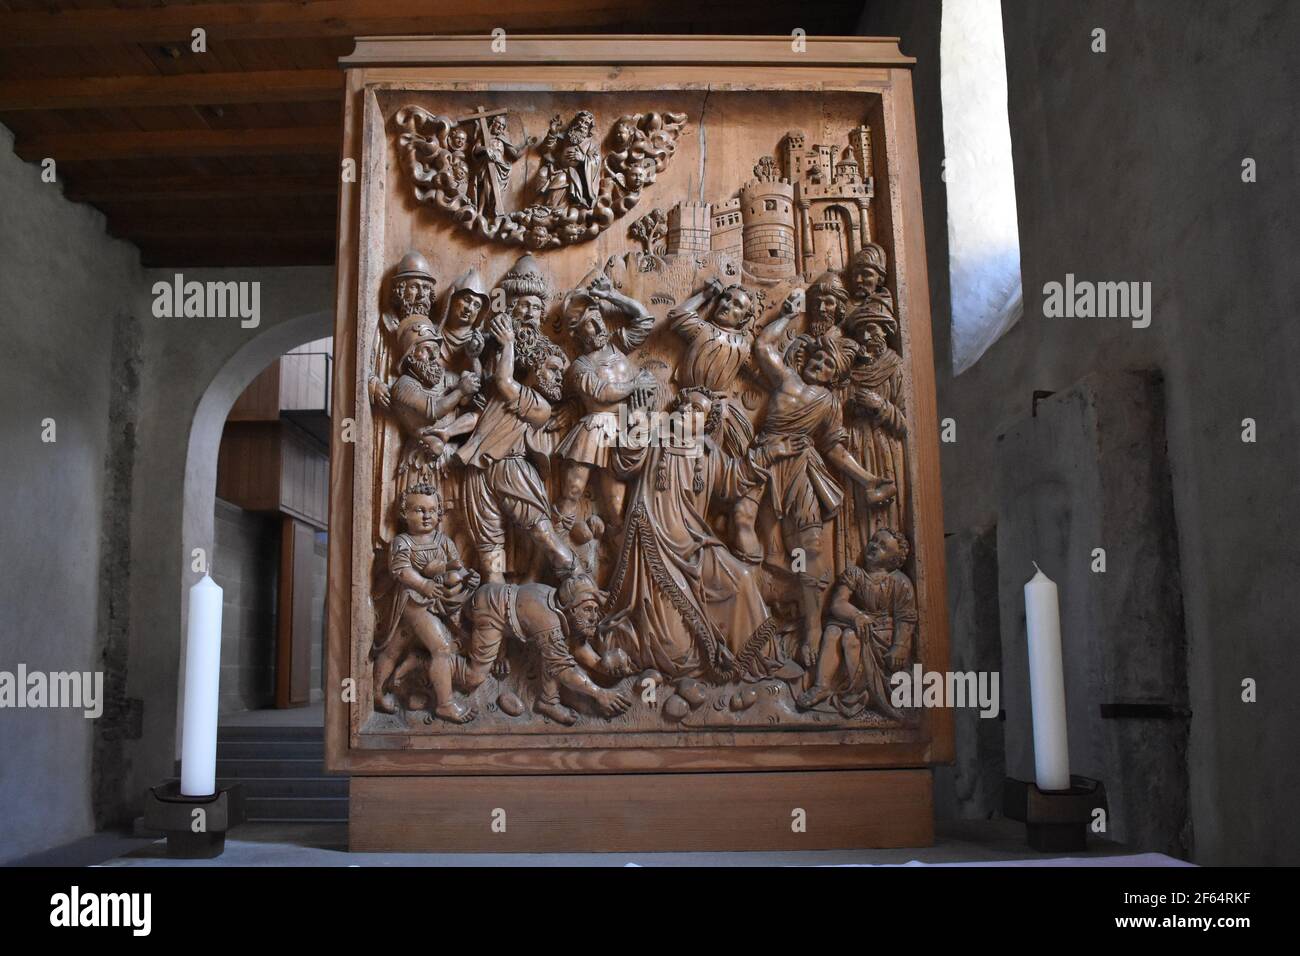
xmin=215 ymin=722 xmax=347 ymax=823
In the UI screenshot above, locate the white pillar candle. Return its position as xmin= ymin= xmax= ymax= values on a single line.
xmin=180 ymin=575 xmax=224 ymax=797
xmin=1024 ymin=563 xmax=1070 ymax=791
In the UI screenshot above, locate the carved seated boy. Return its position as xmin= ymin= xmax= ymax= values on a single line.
xmin=372 ymin=483 xmax=480 ymax=723
xmin=456 ymin=574 xmax=634 ymax=725
xmin=796 ymin=528 xmax=916 ymax=719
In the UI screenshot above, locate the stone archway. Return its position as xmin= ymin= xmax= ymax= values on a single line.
xmin=115 ymin=290 xmax=333 ymax=821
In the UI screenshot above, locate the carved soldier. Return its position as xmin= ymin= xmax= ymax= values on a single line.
xmin=369 ymin=251 xmax=437 ymax=411
xmin=457 ymin=573 xmax=635 ymax=725
xmin=796 ymin=528 xmax=916 ymax=719
xmin=372 ymin=483 xmax=480 ymax=723
xmin=389 ymin=319 xmax=482 ymax=499
xmin=456 ymin=314 xmax=578 ymax=582
xmin=537 ymin=110 xmax=601 ymax=212
xmin=844 ymin=299 xmax=908 ymax=544
xmin=743 ymin=296 xmax=896 ymax=660
xmin=553 ymin=271 xmax=656 ymax=544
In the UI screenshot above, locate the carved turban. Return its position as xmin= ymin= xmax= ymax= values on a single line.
xmin=498 ymin=253 xmax=549 ymax=304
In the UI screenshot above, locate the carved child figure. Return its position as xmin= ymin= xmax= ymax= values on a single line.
xmin=457 ymin=574 xmax=635 ymax=725
xmin=372 ymin=484 xmax=481 ymax=723
xmin=796 ymin=528 xmax=916 ymax=718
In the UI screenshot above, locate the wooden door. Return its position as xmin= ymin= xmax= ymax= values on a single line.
xmin=275 ymin=516 xmax=317 ymax=707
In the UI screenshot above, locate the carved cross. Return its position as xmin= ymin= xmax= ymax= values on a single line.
xmin=455 ymin=104 xmax=511 ymax=143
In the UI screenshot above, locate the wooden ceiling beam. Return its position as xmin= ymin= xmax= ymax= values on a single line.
xmin=17 ymin=126 xmax=339 ymax=162
xmin=0 ymin=2 xmax=811 ymax=48
xmin=63 ymin=173 xmax=337 ymax=203
xmin=108 ymin=212 xmax=337 ymax=234
xmin=0 ymin=70 xmax=342 ymax=112
xmin=138 ymin=241 xmax=336 ymax=268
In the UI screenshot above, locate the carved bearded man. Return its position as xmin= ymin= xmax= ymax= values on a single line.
xmin=538 ymin=110 xmax=601 ymax=212
xmin=389 ymin=319 xmax=482 ymax=499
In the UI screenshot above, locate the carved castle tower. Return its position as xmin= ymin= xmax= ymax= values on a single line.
xmin=740 ymin=178 xmax=797 ymax=279
xmin=666 ymin=201 xmax=712 ymax=255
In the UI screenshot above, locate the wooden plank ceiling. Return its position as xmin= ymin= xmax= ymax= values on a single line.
xmin=0 ymin=0 xmax=865 ymax=267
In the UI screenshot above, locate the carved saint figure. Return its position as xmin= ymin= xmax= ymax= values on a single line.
xmin=744 ymin=296 xmax=896 ymax=658
xmin=844 ymin=300 xmax=908 ymax=543
xmin=797 ymin=528 xmax=916 ymax=718
xmin=457 ymin=574 xmax=635 ymax=725
xmin=537 ymin=110 xmax=601 ymax=212
xmin=603 ymin=387 xmax=802 ymax=683
xmin=553 ymin=272 xmax=657 ymax=542
xmin=372 ymin=483 xmax=480 ymax=723
xmin=456 ymin=315 xmax=577 ymax=582
xmin=471 ymin=112 xmax=534 ymax=219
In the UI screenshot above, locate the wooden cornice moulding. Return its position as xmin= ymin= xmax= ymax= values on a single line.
xmin=341 ymin=34 xmax=914 ymax=68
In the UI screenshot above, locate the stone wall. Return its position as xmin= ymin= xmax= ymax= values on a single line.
xmin=213 ymin=498 xmax=279 ymax=714
xmin=858 ymin=0 xmax=1300 ymax=863
xmin=0 ymin=124 xmax=148 ymax=862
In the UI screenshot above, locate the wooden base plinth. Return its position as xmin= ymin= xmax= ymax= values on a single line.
xmin=349 ymin=769 xmax=933 ymax=852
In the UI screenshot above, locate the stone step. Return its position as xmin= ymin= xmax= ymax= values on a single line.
xmin=217 ymin=724 xmax=324 ymax=742
xmin=215 ymin=758 xmax=327 ymax=778
xmin=216 ymin=776 xmax=347 ymax=799
xmin=244 ymin=796 xmax=348 ymax=822
xmin=216 ymin=739 xmax=325 ymax=759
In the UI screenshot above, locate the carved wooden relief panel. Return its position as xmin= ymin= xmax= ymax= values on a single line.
xmin=329 ymin=38 xmax=949 ymax=774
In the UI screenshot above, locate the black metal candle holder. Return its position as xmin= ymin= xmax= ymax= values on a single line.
xmin=142 ymin=781 xmax=245 ymax=859
xmin=1003 ymin=775 xmax=1106 ymax=853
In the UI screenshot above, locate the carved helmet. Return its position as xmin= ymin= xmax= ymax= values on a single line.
xmin=498 ymin=253 xmax=549 ymax=304
xmin=392 ymin=250 xmax=435 ymax=284
xmin=847 ymin=242 xmax=889 ymax=281
xmin=557 ymin=572 xmax=608 ymax=610
xmin=396 ymin=318 xmax=443 ymax=370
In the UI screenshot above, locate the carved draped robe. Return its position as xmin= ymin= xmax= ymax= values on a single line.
xmin=846 ymin=348 xmax=907 ymax=545
xmin=603 ymin=436 xmax=779 ymax=682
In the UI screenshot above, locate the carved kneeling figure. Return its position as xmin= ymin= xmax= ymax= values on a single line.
xmin=456 ymin=575 xmax=635 ymax=725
